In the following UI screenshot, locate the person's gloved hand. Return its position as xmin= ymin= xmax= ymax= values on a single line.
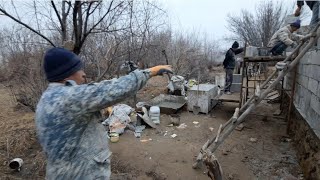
xmin=149 ymin=65 xmax=173 ymax=76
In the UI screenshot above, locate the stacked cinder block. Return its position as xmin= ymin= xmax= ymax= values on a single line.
xmin=231 ymin=74 xmax=242 ymax=92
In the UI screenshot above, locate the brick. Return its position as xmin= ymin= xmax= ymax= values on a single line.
xmin=310 ymin=94 xmax=320 ymax=113
xmin=308 ymin=78 xmax=318 ymax=95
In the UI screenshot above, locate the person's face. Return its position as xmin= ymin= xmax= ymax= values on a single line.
xmin=291 ymin=27 xmax=299 ymax=32
xmin=65 ymin=70 xmax=86 ymax=85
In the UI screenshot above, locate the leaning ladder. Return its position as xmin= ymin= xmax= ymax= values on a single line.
xmin=192 ymin=23 xmax=320 ymax=179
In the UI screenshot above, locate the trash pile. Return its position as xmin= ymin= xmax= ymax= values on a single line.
xmin=102 ymin=103 xmax=160 ymax=142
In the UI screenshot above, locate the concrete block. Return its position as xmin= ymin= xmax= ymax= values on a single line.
xmin=188 ymin=84 xmax=219 ymax=114
xmin=308 ymin=78 xmax=318 ymax=95
xmin=306 ymin=108 xmax=320 ymax=133
xmin=297 ymin=64 xmax=303 ymax=74
xmin=299 ymin=88 xmax=311 ymax=114
xmin=230 ymin=83 xmax=241 ymax=92
xmin=302 ymin=65 xmax=310 ymax=77
xmin=308 ymin=51 xmax=320 ymax=65
xmin=310 ymin=65 xmax=320 ymax=80
xmin=300 ymin=75 xmax=309 ymax=88
xmin=300 ymin=51 xmax=311 ymax=65
xmin=317 ymin=83 xmax=320 ymax=98
xmin=233 ymin=74 xmax=242 ymax=84
xmin=215 ymin=73 xmax=225 ymax=87
xmin=310 ymin=94 xmax=320 ymax=113
xmin=294 ymin=94 xmax=300 ymax=107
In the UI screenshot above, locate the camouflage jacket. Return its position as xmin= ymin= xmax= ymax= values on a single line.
xmin=35 ymin=70 xmax=150 ymax=180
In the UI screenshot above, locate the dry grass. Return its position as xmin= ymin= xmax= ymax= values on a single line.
xmin=0 ymin=85 xmax=45 ymax=179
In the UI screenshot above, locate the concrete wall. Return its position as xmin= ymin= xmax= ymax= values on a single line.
xmin=285 ymin=50 xmax=320 ymax=138
xmin=285 ymin=49 xmax=320 ymax=179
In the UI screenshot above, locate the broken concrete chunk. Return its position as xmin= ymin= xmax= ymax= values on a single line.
xmin=171 ymin=134 xmax=177 ymax=138
xmin=249 ymin=138 xmax=258 ymax=143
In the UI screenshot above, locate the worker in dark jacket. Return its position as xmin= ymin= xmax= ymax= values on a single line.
xmin=223 ymin=41 xmax=244 ymax=94
xmin=295 ymin=0 xmax=319 ymax=29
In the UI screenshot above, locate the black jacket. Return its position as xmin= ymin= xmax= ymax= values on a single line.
xmin=223 ymin=48 xmax=244 ymax=69
xmin=297 ymin=1 xmax=316 ymax=10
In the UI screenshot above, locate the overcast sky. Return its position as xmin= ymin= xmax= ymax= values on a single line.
xmin=163 ymin=0 xmax=310 ymax=48
xmin=0 ymin=0 xmax=312 ymax=49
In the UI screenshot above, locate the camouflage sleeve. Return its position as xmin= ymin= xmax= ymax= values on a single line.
xmin=64 ymin=69 xmax=151 ymax=114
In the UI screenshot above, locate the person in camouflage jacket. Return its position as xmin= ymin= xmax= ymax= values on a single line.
xmin=36 ymin=47 xmax=172 ymax=179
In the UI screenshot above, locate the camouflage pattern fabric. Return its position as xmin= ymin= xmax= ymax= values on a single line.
xmin=35 ymin=69 xmax=150 ymax=179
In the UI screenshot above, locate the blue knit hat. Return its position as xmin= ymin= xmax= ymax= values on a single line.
xmin=44 ymin=47 xmax=83 ymax=82
xmin=290 ymin=19 xmax=301 ymax=29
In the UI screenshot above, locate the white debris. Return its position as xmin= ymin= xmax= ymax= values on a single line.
xmin=171 ymin=134 xmax=177 ymax=138
xmin=249 ymin=138 xmax=258 ymax=143
xmin=177 ymin=123 xmax=187 ymax=129
xmin=193 ymin=121 xmax=199 ymax=125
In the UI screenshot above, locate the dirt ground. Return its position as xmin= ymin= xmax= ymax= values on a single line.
xmin=0 ymin=76 xmax=304 ymax=179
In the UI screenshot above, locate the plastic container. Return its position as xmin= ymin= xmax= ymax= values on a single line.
xmin=109 ymin=133 xmax=119 ymax=143
xmin=149 ymin=106 xmax=160 ymax=124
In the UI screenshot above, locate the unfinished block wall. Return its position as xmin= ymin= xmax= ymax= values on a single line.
xmin=285 ymin=50 xmax=320 ymax=137
xmin=285 ymin=49 xmax=320 ymax=179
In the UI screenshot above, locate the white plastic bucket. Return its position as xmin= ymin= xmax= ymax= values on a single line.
xmin=149 ymin=106 xmax=160 ymax=124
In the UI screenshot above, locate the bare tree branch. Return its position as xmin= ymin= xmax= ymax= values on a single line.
xmin=0 ymin=8 xmax=55 ymax=46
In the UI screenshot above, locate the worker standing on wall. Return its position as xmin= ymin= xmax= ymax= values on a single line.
xmin=295 ymin=0 xmax=319 ymax=29
xmin=223 ymin=41 xmax=244 ymax=95
xmin=35 ymin=47 xmax=172 ymax=179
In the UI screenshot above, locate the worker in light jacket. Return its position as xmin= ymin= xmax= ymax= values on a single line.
xmin=268 ymin=20 xmax=304 ymax=56
xmin=295 ymin=0 xmax=319 ymax=29
xmin=35 ymin=47 xmax=172 ymax=179
xmin=223 ymin=41 xmax=244 ymax=95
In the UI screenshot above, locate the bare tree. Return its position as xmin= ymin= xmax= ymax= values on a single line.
xmin=226 ymin=0 xmax=290 ymax=47
xmin=0 ymin=0 xmax=127 ymax=54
